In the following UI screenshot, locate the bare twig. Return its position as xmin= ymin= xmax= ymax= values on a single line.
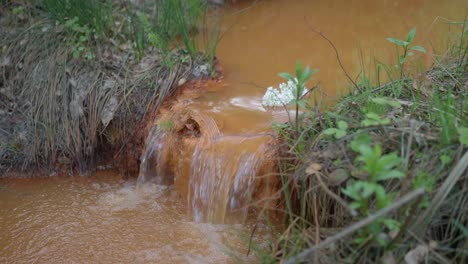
xmin=304 ymin=17 xmax=362 ymax=92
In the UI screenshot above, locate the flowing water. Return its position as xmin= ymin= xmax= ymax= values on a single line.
xmin=1 ymin=0 xmax=466 ymax=263
xmin=0 ymin=172 xmax=262 ymax=263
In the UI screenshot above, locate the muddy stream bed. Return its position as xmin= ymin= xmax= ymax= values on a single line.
xmin=1 ymin=0 xmax=465 ymax=263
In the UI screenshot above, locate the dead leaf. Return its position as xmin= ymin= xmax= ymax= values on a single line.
xmin=306 ymin=163 xmax=322 ymax=175
xmin=351 ymin=169 xmax=367 ymax=180
xmin=328 ymin=169 xmax=349 ymax=186
xmin=178 ymin=78 xmax=187 ymax=86
xmin=404 ymin=244 xmax=429 ymax=264
xmin=382 ymin=252 xmax=396 ymax=264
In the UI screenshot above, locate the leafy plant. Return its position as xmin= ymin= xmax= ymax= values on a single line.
xmin=439 ymin=154 xmax=452 ymax=166
xmin=370 ymin=97 xmax=401 ymax=108
xmin=354 ymin=143 xmax=405 ymax=182
xmin=387 ymin=28 xmax=426 ymax=80
xmin=12 ymin=6 xmax=25 ymax=16
xmin=278 ymin=61 xmax=318 ymax=134
xmin=324 ymin=120 xmax=348 ymax=139
xmin=132 ymin=11 xmax=173 ymax=63
xmin=361 ymin=112 xmax=390 ymax=127
xmin=12 ymin=5 xmax=26 ymax=20
xmin=63 ymin=17 xmax=94 ymax=60
xmin=42 ymin=0 xmax=112 ymax=36
xmin=342 ymin=135 xmax=405 ymax=246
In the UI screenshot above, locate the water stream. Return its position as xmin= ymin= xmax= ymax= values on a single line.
xmin=1 ymin=0 xmax=466 ymax=263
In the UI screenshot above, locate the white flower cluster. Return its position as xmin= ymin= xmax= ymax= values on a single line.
xmin=262 ymin=79 xmax=307 ymax=107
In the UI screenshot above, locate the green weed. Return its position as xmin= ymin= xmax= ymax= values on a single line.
xmin=278 ymin=61 xmax=318 ymax=135
xmin=63 ymin=17 xmax=94 ymax=60
xmin=323 ymin=120 xmax=348 ymax=139
xmin=41 ymin=0 xmax=113 ymax=36
xmin=387 ymin=28 xmax=426 ymax=79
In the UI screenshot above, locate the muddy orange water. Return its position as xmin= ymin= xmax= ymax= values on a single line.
xmin=1 ymin=0 xmax=466 ymax=263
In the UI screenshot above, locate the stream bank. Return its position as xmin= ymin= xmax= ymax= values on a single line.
xmin=1 ymin=0 xmax=467 ymax=263
xmin=266 ymin=33 xmax=467 ymax=264
xmin=0 ymin=0 xmax=215 ymax=177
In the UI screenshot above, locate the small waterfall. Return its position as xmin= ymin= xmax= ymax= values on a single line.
xmin=137 ymin=127 xmax=175 ymax=187
xmin=137 ymin=110 xmax=278 ymax=223
xmin=189 ymin=136 xmax=268 ymax=223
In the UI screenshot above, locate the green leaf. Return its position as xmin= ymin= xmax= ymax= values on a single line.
xmin=366 ymin=112 xmax=381 ymax=121
xmin=399 ymin=56 xmax=407 ymax=65
xmin=407 ymin=52 xmax=414 ymax=56
xmin=359 ymin=182 xmax=376 ymax=198
xmin=440 ymin=154 xmax=451 ymax=165
xmin=406 ymin=28 xmax=416 ymax=43
xmin=371 ymin=97 xmax=401 ymax=108
xmin=361 ymin=119 xmax=376 ymax=127
xmin=350 ymin=133 xmax=371 ymax=152
xmin=297 ymin=100 xmax=306 ymax=108
xmin=350 ymin=202 xmax=361 ymax=210
xmin=374 ymin=144 xmax=382 ymax=157
xmin=375 ymin=185 xmax=390 ymax=208
xmin=335 ymin=130 xmax=346 ymax=139
xmin=457 ymin=127 xmax=468 ymax=145
xmin=295 ymin=61 xmax=302 ymax=80
xmin=79 ymin=35 xmax=88 ymax=42
xmin=358 ymin=144 xmax=374 ymax=158
xmin=380 ymin=118 xmax=391 ymax=125
xmin=387 ymin=37 xmax=409 ymax=47
xmin=278 ymin=72 xmax=294 ymax=81
xmin=379 ymin=153 xmax=402 ymax=170
xmin=383 ymin=219 xmax=401 ymax=232
xmin=302 ymin=66 xmax=311 ymax=82
xmin=410 ymin=45 xmax=426 ymax=53
xmin=376 ymin=170 xmax=405 ymax=181
xmin=342 ymin=184 xmax=359 ymax=200
xmin=337 ymin=121 xmax=348 ymax=130
xmin=324 ymin=128 xmax=338 ymax=135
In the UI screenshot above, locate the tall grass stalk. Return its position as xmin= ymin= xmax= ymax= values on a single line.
xmin=153 ymin=0 xmax=207 ymax=57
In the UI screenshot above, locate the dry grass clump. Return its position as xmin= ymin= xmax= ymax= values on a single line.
xmin=0 ymin=2 xmax=208 ymax=175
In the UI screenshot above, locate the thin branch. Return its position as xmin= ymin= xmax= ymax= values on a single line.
xmin=304 ymin=17 xmax=362 ymax=92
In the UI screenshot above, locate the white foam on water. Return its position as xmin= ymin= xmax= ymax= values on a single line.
xmin=94 ymin=182 xmax=168 ymax=212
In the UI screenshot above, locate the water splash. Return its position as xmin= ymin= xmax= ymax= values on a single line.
xmin=137 ymin=127 xmax=175 ymax=186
